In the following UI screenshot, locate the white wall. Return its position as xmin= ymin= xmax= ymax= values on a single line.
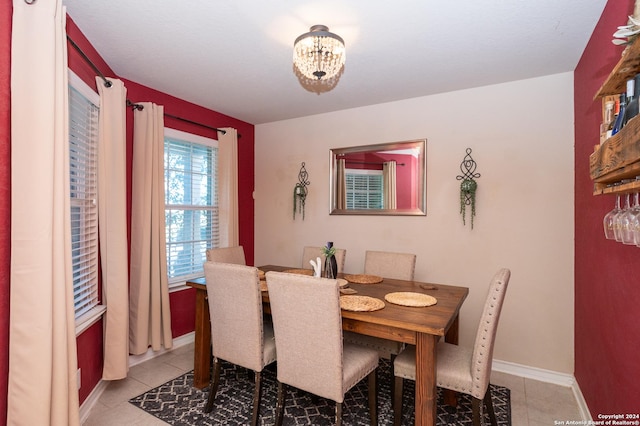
xmin=254 ymin=72 xmax=575 ymax=374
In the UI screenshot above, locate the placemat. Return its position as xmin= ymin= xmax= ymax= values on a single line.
xmin=340 ymin=295 xmax=385 ymax=312
xmin=282 ymin=268 xmax=314 ymax=276
xmin=259 ymin=279 xmax=268 ymax=292
xmin=258 ymin=269 xmax=265 ymax=280
xmin=343 ymin=274 xmax=383 ymax=284
xmin=336 ymin=278 xmax=349 ymax=288
xmin=384 ymin=292 xmax=437 ymax=307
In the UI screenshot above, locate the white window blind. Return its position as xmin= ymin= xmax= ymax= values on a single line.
xmin=69 ymin=72 xmax=100 ymax=319
xmin=346 ymin=171 xmax=384 ymax=210
xmin=164 ymin=128 xmax=218 ymax=287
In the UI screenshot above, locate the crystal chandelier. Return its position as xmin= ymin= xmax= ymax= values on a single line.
xmin=293 ymin=25 xmax=345 ymax=87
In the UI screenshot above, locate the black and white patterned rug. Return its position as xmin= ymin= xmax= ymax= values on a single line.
xmin=129 ymin=359 xmax=511 ymax=425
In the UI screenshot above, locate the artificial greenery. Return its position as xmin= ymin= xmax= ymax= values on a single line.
xmin=293 ymin=183 xmax=307 ymax=220
xmin=460 ymin=178 xmax=477 ymax=229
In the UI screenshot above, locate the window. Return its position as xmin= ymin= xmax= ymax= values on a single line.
xmin=164 ymin=128 xmax=218 ymax=288
xmin=68 ymin=71 xmax=100 ymax=320
xmin=345 ymin=170 xmax=384 ymax=209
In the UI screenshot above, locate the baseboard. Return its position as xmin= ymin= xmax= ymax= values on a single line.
xmin=492 ymin=359 xmax=592 ymax=421
xmin=78 ymin=331 xmax=196 ymax=423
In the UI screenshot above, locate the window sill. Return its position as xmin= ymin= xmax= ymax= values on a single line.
xmin=76 ymin=305 xmax=107 ymax=336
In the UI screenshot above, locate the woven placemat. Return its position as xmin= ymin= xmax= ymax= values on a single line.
xmin=258 ymin=269 xmax=266 ymax=280
xmin=384 ymin=292 xmax=437 ymax=307
xmin=259 ymin=279 xmax=268 ymax=292
xmin=343 ymin=274 xmax=383 ymax=284
xmin=282 ymin=268 xmax=315 ymax=276
xmin=340 ymin=295 xmax=385 ymax=312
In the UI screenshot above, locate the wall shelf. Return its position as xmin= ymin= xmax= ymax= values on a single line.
xmin=590 ymin=37 xmax=640 ymax=195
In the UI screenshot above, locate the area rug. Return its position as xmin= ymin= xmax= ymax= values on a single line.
xmin=129 ymin=359 xmax=511 ymax=425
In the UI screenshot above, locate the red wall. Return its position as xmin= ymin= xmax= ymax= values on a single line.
xmin=575 ymin=0 xmax=640 ymax=415
xmin=0 ymin=1 xmax=12 ymax=425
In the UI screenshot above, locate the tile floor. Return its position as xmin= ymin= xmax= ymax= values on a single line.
xmin=82 ymin=342 xmax=584 ymax=425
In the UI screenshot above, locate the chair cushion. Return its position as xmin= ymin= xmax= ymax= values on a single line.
xmin=341 ymin=342 xmax=380 ymax=402
xmin=344 ymin=331 xmax=404 ymax=359
xmin=262 ymin=322 xmax=277 ymax=368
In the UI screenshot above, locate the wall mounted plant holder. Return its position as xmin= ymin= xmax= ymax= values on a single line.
xmin=293 ymin=162 xmax=310 ymax=220
xmin=456 ymin=148 xmax=481 ymax=229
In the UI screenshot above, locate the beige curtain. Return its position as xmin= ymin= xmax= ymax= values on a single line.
xmin=218 ymin=127 xmax=239 ymax=246
xmin=129 ymin=103 xmax=173 ymax=355
xmin=336 ymin=158 xmax=346 ymax=210
xmin=8 ymin=1 xmax=80 ymax=425
xmin=96 ymin=77 xmax=130 ymax=379
xmin=383 ymin=161 xmax=397 ymax=209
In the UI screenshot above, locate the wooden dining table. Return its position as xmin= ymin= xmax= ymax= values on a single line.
xmin=186 ymin=265 xmax=468 ymax=426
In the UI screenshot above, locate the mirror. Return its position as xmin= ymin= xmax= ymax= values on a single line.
xmin=330 ymin=139 xmax=426 ymax=215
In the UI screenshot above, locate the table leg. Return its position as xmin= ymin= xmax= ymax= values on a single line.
xmin=443 ymin=315 xmax=460 ymax=407
xmin=192 ymin=288 xmax=211 ymax=389
xmin=415 ymin=332 xmax=437 ymax=426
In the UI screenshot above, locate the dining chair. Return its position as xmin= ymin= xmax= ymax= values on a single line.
xmin=363 ymin=250 xmax=416 ymax=281
xmin=301 ymin=245 xmax=346 ymax=273
xmin=344 ymin=250 xmax=417 ymax=387
xmin=265 ymin=271 xmax=379 ymax=426
xmin=203 ymin=262 xmax=277 ymax=426
xmin=206 ymin=245 xmax=246 ymax=265
xmin=392 ymin=268 xmax=511 ymax=426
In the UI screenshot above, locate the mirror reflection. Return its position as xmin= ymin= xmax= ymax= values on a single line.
xmin=330 ymin=139 xmax=426 ymax=215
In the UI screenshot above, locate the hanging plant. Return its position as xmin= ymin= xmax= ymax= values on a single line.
xmin=456 ymin=148 xmax=481 ymax=229
xmin=460 ymin=178 xmax=477 ymax=229
xmin=293 ymin=162 xmax=310 ymax=220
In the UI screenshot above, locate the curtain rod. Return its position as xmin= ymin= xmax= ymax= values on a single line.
xmin=68 ymin=35 xmax=231 ymax=136
xmin=344 ymin=160 xmax=405 ymax=166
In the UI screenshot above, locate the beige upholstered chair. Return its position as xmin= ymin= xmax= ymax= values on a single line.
xmin=393 ymin=268 xmax=511 ymax=426
xmin=345 ymin=250 xmax=417 ymax=365
xmin=206 ymin=245 xmax=246 ymax=265
xmin=265 ymin=271 xmax=379 ymax=426
xmin=204 ymin=262 xmax=277 ymax=426
xmin=301 ymin=246 xmax=346 ymax=274
xmin=363 ymin=250 xmax=416 ymax=281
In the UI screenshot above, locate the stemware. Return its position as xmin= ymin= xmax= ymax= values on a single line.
xmin=620 ymin=193 xmax=639 ymax=244
xmin=603 ymin=195 xmax=621 ymax=240
xmin=613 ymin=194 xmax=631 ymax=242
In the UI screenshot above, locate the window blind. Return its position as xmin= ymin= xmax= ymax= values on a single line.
xmin=346 ymin=173 xmax=384 ymax=209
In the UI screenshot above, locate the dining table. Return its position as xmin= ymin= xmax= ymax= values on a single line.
xmin=186 ymin=265 xmax=468 ymax=426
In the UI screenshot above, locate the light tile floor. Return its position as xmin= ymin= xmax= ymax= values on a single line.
xmin=82 ymin=343 xmax=583 ymax=425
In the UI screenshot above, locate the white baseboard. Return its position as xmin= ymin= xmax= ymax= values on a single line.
xmin=78 ymin=332 xmax=196 ymax=423
xmin=492 ymin=359 xmax=592 ymax=421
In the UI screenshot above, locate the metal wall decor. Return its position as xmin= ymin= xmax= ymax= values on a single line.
xmin=293 ymin=162 xmax=310 ymax=220
xmin=456 ymin=148 xmax=481 ymax=229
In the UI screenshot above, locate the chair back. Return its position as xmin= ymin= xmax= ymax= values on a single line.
xmin=301 ymin=246 xmax=346 ymax=273
xmin=206 ymin=246 xmax=246 ymax=265
xmin=364 ymin=250 xmax=416 ymax=281
xmin=266 ymin=271 xmax=345 ymax=402
xmin=205 ymin=262 xmax=265 ymax=372
xmin=470 ymin=268 xmax=511 ymax=397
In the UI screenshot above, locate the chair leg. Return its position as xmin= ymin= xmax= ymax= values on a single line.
xmin=368 ymin=370 xmax=378 ymax=426
xmin=472 ymin=396 xmax=482 ymax=426
xmin=250 ymin=371 xmax=262 ymax=426
xmin=335 ymin=401 xmax=342 ymax=426
xmin=204 ymin=357 xmax=222 ymax=413
xmin=275 ymin=381 xmax=286 ymax=426
xmin=389 ymin=354 xmax=397 ymax=402
xmin=484 ymin=386 xmax=498 ymax=426
xmin=393 ymin=376 xmax=404 ymax=426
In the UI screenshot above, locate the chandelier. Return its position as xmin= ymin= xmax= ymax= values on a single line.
xmin=293 ymin=25 xmax=345 ymax=88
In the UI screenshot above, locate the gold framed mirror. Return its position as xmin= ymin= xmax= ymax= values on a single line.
xmin=329 ymin=139 xmax=427 ymax=215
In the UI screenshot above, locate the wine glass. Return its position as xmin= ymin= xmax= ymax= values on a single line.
xmin=613 ymin=194 xmax=631 ymax=242
xmin=603 ymin=195 xmax=621 ymax=240
xmin=620 ymin=193 xmax=639 ymax=244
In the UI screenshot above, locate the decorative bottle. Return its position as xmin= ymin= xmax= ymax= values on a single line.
xmin=623 ymin=73 xmax=640 ymax=126
xmin=611 ymin=92 xmax=627 ymax=135
xmin=323 ymin=241 xmax=338 ymax=279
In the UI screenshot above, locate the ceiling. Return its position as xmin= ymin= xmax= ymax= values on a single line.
xmin=62 ymin=0 xmax=609 ymax=125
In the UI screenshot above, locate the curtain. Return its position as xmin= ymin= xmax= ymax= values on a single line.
xmin=96 ymin=77 xmax=129 ymax=379
xmin=383 ymin=161 xmax=397 ymax=209
xmin=8 ymin=0 xmax=80 ymax=424
xmin=336 ymin=158 xmax=346 ymax=210
xmin=129 ymin=103 xmax=173 ymax=355
xmin=218 ymin=127 xmax=239 ymax=246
